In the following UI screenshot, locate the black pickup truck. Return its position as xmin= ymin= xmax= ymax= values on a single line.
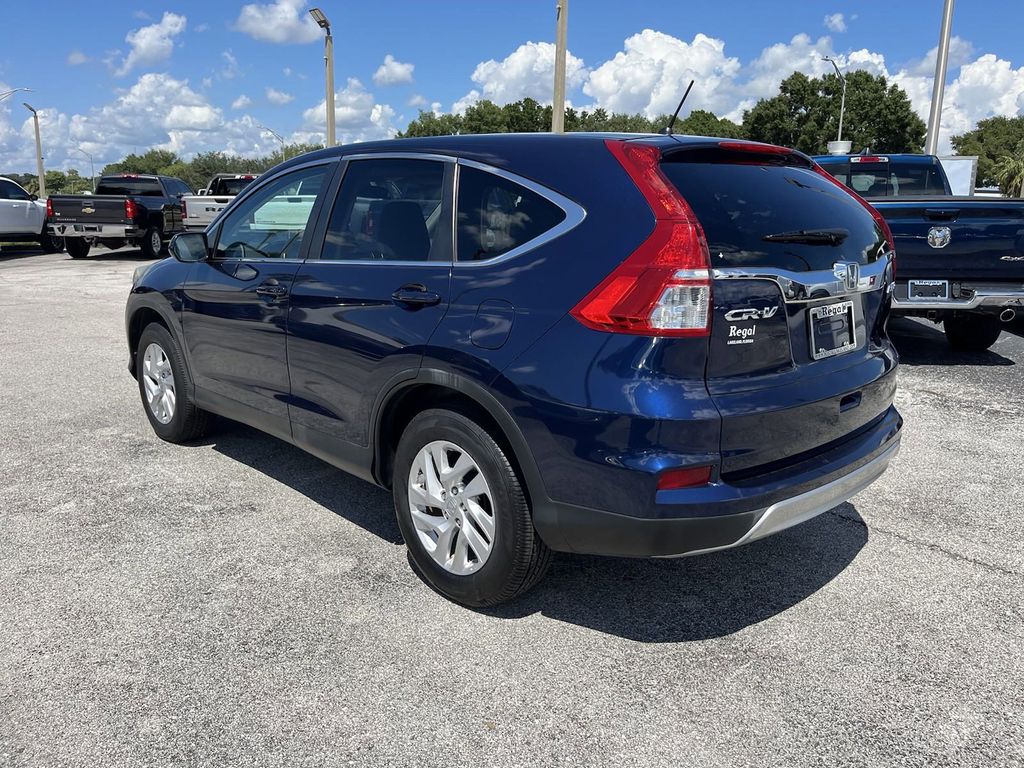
xmin=47 ymin=174 xmax=192 ymax=259
xmin=815 ymin=153 xmax=1024 ymax=351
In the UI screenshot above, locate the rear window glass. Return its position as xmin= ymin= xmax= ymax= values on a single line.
xmin=824 ymin=161 xmax=947 ymax=197
xmin=661 ymin=157 xmax=885 ymax=272
xmin=210 ymin=177 xmax=256 ymax=196
xmin=96 ymin=178 xmax=163 ymax=197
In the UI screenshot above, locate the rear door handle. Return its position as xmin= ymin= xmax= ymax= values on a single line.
xmin=255 ymin=280 xmax=288 ymax=298
xmin=392 ymin=283 xmax=441 ymax=308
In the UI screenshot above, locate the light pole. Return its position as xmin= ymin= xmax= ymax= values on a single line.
xmin=822 ymin=56 xmax=847 ymax=143
xmin=309 ymin=8 xmax=336 ymax=147
xmin=551 ymin=0 xmax=569 ymax=133
xmin=925 ymin=0 xmax=956 ymax=155
xmin=23 ymin=103 xmax=46 ymax=199
xmin=74 ymin=147 xmax=95 ymax=192
xmin=258 ymin=123 xmax=288 ymax=159
xmin=0 ymin=87 xmax=32 ymax=103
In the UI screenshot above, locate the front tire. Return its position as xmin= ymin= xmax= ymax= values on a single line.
xmin=393 ymin=409 xmax=551 ymax=607
xmin=39 ymin=230 xmax=64 ymax=254
xmin=66 ymin=238 xmax=90 ymax=259
xmin=944 ymin=312 xmax=1002 ymax=352
xmin=140 ymin=227 xmax=163 ymax=260
xmin=137 ymin=323 xmax=213 ymax=443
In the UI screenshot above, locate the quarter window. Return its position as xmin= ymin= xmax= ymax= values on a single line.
xmin=320 ymin=158 xmax=447 ymax=262
xmin=214 ymin=165 xmax=328 ymax=261
xmin=456 ymin=166 xmax=566 ymax=261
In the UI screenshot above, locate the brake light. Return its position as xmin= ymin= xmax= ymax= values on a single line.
xmin=850 ymin=156 xmax=888 ymax=164
xmin=657 ymin=465 xmax=712 ymax=490
xmin=571 ymin=140 xmax=712 ymax=337
xmin=46 ymin=198 xmax=53 ymax=218
xmin=124 ymin=198 xmax=137 ymax=220
xmin=811 ymin=162 xmax=895 ymax=256
xmin=717 ymin=140 xmax=793 ymax=155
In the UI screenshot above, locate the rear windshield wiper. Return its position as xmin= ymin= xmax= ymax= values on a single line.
xmin=762 ymin=228 xmax=849 ymax=246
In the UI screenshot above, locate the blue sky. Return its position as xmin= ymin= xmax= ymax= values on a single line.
xmin=1 ymin=0 xmax=1023 ymax=174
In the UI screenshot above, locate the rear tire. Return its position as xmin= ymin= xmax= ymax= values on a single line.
xmin=66 ymin=238 xmax=90 ymax=259
xmin=392 ymin=408 xmax=551 ymax=607
xmin=137 ymin=323 xmax=214 ymax=443
xmin=944 ymin=313 xmax=1002 ymax=352
xmin=140 ymin=227 xmax=163 ymax=260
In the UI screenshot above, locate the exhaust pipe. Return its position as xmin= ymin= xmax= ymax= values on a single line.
xmin=1000 ymin=308 xmax=1016 ymax=323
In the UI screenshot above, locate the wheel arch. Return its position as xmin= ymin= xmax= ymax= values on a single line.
xmin=126 ymin=300 xmax=184 ymax=380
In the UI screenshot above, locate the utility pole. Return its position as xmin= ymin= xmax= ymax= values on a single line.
xmin=23 ymin=103 xmax=46 ymax=199
xmin=309 ymin=8 xmax=336 ymax=147
xmin=925 ymin=0 xmax=956 ymax=155
xmin=551 ymin=0 xmax=568 ymax=133
xmin=258 ymin=124 xmax=288 ymax=159
xmin=822 ymin=57 xmax=847 ymax=142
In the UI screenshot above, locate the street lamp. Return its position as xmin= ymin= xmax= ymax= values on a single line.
xmin=309 ymin=7 xmax=336 ymax=147
xmin=74 ymin=147 xmax=95 ymax=192
xmin=822 ymin=57 xmax=847 ymax=145
xmin=0 ymin=87 xmax=32 ymax=103
xmin=23 ymin=103 xmax=46 ymax=199
xmin=257 ymin=123 xmax=289 ymax=159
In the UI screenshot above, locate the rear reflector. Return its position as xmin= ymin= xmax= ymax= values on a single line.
xmin=657 ymin=465 xmax=712 ymax=490
xmin=571 ymin=140 xmax=712 ymax=337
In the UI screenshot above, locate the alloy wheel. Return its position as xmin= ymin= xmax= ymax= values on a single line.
xmin=407 ymin=440 xmax=496 ymax=575
xmin=142 ymin=342 xmax=176 ymax=424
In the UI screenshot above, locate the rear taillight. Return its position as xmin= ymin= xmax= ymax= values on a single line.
xmin=181 ymin=197 xmax=187 ymax=219
xmin=46 ymin=198 xmax=53 ymax=218
xmin=571 ymin=140 xmax=712 ymax=337
xmin=811 ymin=162 xmax=895 ymax=256
xmin=124 ymin=198 xmax=137 ymax=220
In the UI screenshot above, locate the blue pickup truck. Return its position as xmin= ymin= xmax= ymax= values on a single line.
xmin=814 ymin=153 xmax=1024 ymax=351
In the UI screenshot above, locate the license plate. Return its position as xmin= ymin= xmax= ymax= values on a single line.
xmin=809 ymin=300 xmax=856 ymax=361
xmin=908 ymin=279 xmax=949 ymax=300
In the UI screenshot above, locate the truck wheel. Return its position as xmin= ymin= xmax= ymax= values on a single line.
xmin=392 ymin=408 xmax=552 ymax=607
xmin=944 ymin=313 xmax=1003 ymax=352
xmin=137 ymin=323 xmax=214 ymax=443
xmin=66 ymin=239 xmax=91 ymax=259
xmin=140 ymin=228 xmax=163 ymax=259
xmin=38 ymin=230 xmax=64 ymax=254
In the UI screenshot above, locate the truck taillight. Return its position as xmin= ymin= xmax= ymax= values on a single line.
xmin=124 ymin=198 xmax=137 ymax=220
xmin=181 ymin=197 xmax=187 ymax=218
xmin=571 ymin=140 xmax=712 ymax=337
xmin=46 ymin=198 xmax=53 ymax=218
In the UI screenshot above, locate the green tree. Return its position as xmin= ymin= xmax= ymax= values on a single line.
xmin=43 ymin=170 xmax=68 ymax=193
xmin=102 ymin=149 xmax=181 ymax=176
xmin=675 ymin=109 xmax=744 ymax=138
xmin=951 ymin=116 xmax=1024 ymax=188
xmin=503 ymin=97 xmax=549 ymax=133
xmin=461 ymin=100 xmax=510 ymax=134
xmin=991 ymin=141 xmax=1024 ymax=196
xmin=399 ymin=110 xmax=464 ymax=137
xmin=742 ymin=70 xmax=925 ymax=154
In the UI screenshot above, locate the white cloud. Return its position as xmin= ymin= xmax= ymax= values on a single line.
xmin=115 ymin=12 xmax=187 ymax=76
xmin=407 ymin=94 xmax=428 ymax=108
xmin=301 ymin=77 xmax=397 ymax=144
xmin=235 ymin=0 xmax=321 ymax=44
xmin=195 ymin=23 xmax=210 ymax=33
xmin=67 ymin=50 xmax=89 ymax=66
xmin=266 ymin=87 xmax=294 ymax=105
xmin=464 ymin=41 xmax=587 ymax=107
xmin=222 ymin=50 xmax=240 ymax=79
xmin=452 ymin=89 xmax=481 ymax=115
xmin=373 ymin=54 xmax=415 ymax=86
xmin=824 ymin=13 xmax=847 ymax=33
xmin=232 ymin=94 xmax=252 ymax=110
xmin=585 ymin=30 xmax=740 ymax=118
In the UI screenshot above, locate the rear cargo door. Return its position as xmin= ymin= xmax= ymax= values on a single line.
xmin=873 ymin=199 xmax=1024 ymax=281
xmin=660 ymin=148 xmax=897 ymax=477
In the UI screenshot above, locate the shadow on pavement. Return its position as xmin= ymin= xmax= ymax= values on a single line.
xmin=199 ymin=422 xmax=867 ymax=642
xmin=77 ymin=248 xmax=155 ymax=262
xmin=888 ymin=316 xmax=1015 ymax=366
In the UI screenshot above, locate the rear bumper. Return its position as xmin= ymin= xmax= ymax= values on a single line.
xmin=532 ymin=405 xmax=901 ymax=557
xmin=49 ymin=222 xmax=140 ymax=240
xmin=892 ymin=280 xmax=1024 ymax=311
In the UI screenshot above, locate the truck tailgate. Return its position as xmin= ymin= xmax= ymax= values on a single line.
xmin=872 ymin=197 xmax=1024 ymax=281
xmin=48 ymin=195 xmax=129 ymax=225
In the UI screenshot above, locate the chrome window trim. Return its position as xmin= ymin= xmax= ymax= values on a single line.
xmin=712 ymin=251 xmax=894 ymax=303
xmin=309 ymin=153 xmax=454 ymax=266
xmin=453 ymin=158 xmax=587 ymax=266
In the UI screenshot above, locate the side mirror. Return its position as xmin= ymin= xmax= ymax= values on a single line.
xmin=29 ymin=194 xmax=38 ymax=201
xmin=198 ymin=189 xmax=208 ymax=196
xmin=169 ymin=232 xmax=209 ymax=263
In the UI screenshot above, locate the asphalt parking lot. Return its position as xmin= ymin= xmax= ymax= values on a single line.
xmin=1 ymin=246 xmax=1022 ymax=767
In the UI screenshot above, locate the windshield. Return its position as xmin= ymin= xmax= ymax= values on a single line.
xmin=824 ymin=160 xmax=948 ymax=197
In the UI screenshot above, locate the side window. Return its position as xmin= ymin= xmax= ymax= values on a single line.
xmin=0 ymin=179 xmax=30 ymax=200
xmin=214 ymin=164 xmax=328 ymax=261
xmin=320 ymin=158 xmax=447 ymax=262
xmin=456 ymin=166 xmax=566 ymax=261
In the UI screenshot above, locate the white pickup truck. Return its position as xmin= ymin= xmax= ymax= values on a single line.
xmin=182 ymin=173 xmax=259 ymax=231
xmin=0 ymin=176 xmax=63 ymax=252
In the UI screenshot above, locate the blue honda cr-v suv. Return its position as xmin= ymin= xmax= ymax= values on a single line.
xmin=126 ymin=133 xmax=902 ymax=606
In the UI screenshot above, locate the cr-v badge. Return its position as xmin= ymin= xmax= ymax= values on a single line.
xmin=724 ymin=305 xmax=779 ymax=346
